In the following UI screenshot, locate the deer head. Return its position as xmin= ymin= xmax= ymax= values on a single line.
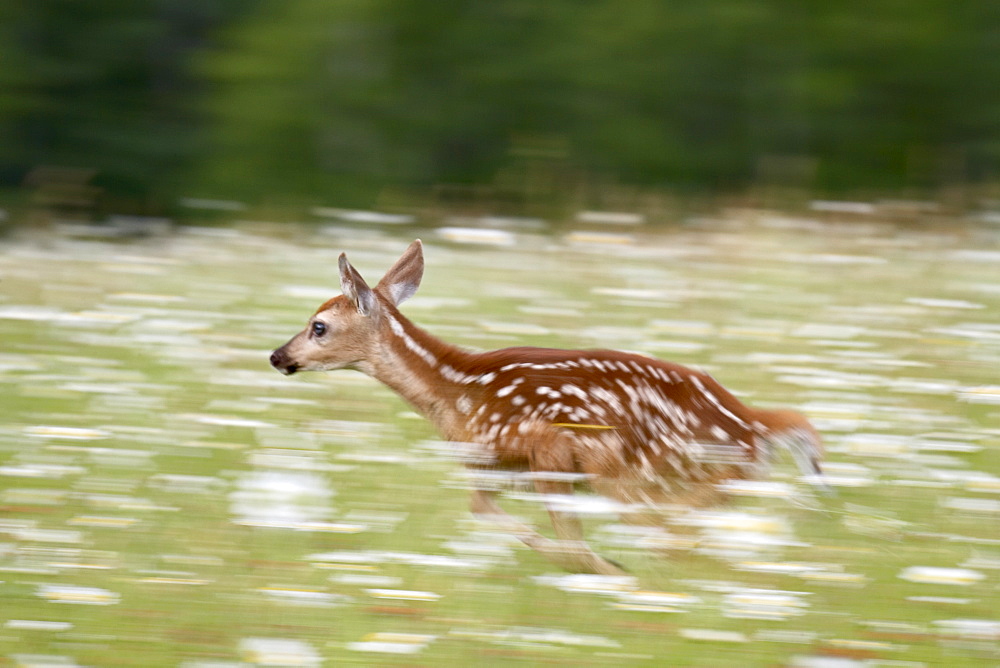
xmin=269 ymin=239 xmax=424 ymax=375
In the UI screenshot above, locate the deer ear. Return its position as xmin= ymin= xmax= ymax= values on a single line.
xmin=375 ymin=239 xmax=424 ymax=306
xmin=339 ymin=253 xmax=377 ymax=317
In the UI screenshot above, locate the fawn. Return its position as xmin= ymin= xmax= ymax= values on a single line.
xmin=270 ymin=240 xmax=828 ymax=575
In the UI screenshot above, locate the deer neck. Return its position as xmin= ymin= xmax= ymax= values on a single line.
xmin=365 ymin=306 xmax=472 ymax=434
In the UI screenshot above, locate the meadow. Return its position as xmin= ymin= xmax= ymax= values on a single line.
xmin=1 ymin=210 xmax=998 ymax=666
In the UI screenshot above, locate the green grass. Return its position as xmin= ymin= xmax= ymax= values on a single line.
xmin=0 ymin=214 xmax=998 ymax=666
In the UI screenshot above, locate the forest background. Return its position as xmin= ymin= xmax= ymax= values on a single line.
xmin=1 ymin=0 xmax=998 ymax=215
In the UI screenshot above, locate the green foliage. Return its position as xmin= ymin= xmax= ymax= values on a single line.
xmin=0 ymin=0 xmax=258 ymax=200
xmin=2 ymin=0 xmax=999 ymax=206
xmin=191 ymin=0 xmax=1000 ymax=204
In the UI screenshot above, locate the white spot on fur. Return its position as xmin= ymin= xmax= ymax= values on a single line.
xmin=387 ymin=314 xmax=437 ymax=366
xmin=700 ymin=388 xmax=750 ymax=428
xmin=710 ymin=425 xmax=729 ymax=441
xmin=440 ymin=364 xmax=475 ymax=384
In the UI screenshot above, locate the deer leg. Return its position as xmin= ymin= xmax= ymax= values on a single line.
xmin=530 ymin=478 xmax=626 ymax=575
xmin=592 ymin=477 xmax=672 ymax=527
xmin=470 ymin=487 xmax=623 ymax=573
xmin=527 ymin=431 xmax=627 ymax=576
xmin=469 ymin=487 xmax=559 ymax=554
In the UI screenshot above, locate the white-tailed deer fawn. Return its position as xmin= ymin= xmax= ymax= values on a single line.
xmin=270 ymin=240 xmax=828 ymax=575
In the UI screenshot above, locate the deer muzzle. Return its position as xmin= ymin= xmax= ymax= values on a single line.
xmin=269 ymin=348 xmax=299 ymax=375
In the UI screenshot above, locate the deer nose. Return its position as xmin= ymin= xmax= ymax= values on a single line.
xmin=269 ymin=349 xmax=298 ymax=375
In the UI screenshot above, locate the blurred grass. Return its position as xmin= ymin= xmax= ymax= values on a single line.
xmin=0 ymin=212 xmax=998 ymax=666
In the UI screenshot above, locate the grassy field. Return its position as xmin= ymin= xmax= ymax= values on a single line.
xmin=1 ymin=211 xmax=998 ymax=666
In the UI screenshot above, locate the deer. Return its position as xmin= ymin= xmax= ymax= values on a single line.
xmin=269 ymin=240 xmax=829 ymax=575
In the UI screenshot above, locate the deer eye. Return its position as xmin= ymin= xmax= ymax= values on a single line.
xmin=311 ymin=321 xmax=327 ymax=337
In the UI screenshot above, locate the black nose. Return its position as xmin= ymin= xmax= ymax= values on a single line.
xmin=270 ymin=349 xmax=298 ymax=374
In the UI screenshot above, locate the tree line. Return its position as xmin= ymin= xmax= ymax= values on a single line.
xmin=2 ymin=0 xmax=998 ymax=212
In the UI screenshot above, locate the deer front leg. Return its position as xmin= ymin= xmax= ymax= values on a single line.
xmin=530 ymin=478 xmax=627 ymax=575
xmin=527 ymin=430 xmax=626 ymax=576
xmin=469 ymin=487 xmax=559 ymax=554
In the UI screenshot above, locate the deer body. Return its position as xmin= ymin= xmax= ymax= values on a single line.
xmin=270 ymin=240 xmax=826 ymax=575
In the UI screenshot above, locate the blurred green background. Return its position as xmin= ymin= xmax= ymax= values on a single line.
xmin=1 ymin=0 xmax=998 ymax=214
xmin=2 ymin=4 xmax=1000 ymax=665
